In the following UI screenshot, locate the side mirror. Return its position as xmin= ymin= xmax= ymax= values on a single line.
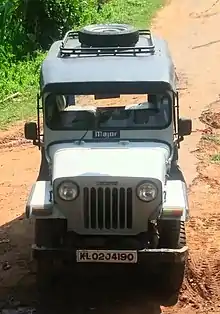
xmin=178 ymin=118 xmax=192 ymax=136
xmin=24 ymin=122 xmax=37 ymax=140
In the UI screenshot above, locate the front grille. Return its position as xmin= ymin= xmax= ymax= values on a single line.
xmin=83 ymin=187 xmax=133 ymax=229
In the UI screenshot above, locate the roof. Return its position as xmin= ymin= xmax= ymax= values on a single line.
xmin=40 ymin=30 xmax=176 ymax=94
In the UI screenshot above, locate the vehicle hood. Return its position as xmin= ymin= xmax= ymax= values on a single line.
xmin=50 ymin=142 xmax=170 ymax=183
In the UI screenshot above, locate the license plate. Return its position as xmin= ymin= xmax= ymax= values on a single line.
xmin=76 ymin=250 xmax=137 ymax=263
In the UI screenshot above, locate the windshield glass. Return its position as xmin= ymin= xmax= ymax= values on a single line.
xmin=45 ymin=94 xmax=172 ymax=130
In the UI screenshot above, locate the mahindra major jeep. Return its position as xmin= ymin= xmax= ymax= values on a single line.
xmin=24 ymin=24 xmax=192 ymax=306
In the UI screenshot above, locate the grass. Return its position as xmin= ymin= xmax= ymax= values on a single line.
xmin=0 ymin=0 xmax=164 ymax=129
xmin=202 ymin=134 xmax=220 ymax=145
xmin=0 ymin=53 xmax=46 ymax=128
xmin=210 ymin=153 xmax=220 ymax=163
xmin=203 ymin=135 xmax=220 ymax=163
xmin=92 ymin=0 xmax=163 ymax=28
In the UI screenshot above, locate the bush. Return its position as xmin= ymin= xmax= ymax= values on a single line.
xmin=0 ymin=0 xmax=164 ymax=128
xmin=0 ymin=0 xmax=102 ymax=57
xmin=0 ymin=0 xmax=25 ymax=59
xmin=0 ymin=0 xmax=162 ymax=58
xmin=18 ymin=0 xmax=101 ymax=50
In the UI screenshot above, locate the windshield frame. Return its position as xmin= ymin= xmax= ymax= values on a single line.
xmin=44 ymin=92 xmax=173 ymax=131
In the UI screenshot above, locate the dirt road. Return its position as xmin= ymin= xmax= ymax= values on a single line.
xmin=1 ymin=0 xmax=220 ymax=313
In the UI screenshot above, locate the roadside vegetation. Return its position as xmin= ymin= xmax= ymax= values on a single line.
xmin=0 ymin=0 xmax=163 ymax=129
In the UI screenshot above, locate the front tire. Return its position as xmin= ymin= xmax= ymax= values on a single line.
xmin=34 ymin=219 xmax=66 ymax=294
xmin=35 ymin=219 xmax=66 ymax=248
xmin=162 ymin=262 xmax=186 ymax=306
xmin=158 ymin=221 xmax=187 ymax=306
xmin=158 ymin=220 xmax=182 ymax=249
xmin=36 ymin=257 xmax=54 ymax=294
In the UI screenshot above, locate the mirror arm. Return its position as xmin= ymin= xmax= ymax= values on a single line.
xmin=177 ymin=136 xmax=184 ymax=144
xmin=174 ymin=136 xmax=184 ymax=149
xmin=33 ymin=139 xmax=42 ymax=147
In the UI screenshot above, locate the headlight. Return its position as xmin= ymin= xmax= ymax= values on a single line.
xmin=136 ymin=182 xmax=157 ymax=202
xmin=58 ymin=181 xmax=79 ymax=201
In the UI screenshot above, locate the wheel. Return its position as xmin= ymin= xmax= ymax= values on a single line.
xmin=161 ymin=262 xmax=186 ymax=306
xmin=34 ymin=219 xmax=67 ymax=294
xmin=35 ymin=219 xmax=53 ymax=248
xmin=158 ymin=220 xmax=183 ymax=249
xmin=35 ymin=219 xmax=66 ymax=248
xmin=158 ymin=221 xmax=187 ymax=306
xmin=78 ymin=24 xmax=139 ymax=47
xmin=36 ymin=257 xmax=54 ymax=294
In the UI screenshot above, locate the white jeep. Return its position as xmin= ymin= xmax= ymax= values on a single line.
xmin=24 ymin=24 xmax=192 ymax=306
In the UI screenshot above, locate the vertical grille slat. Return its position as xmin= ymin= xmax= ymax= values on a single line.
xmin=83 ymin=187 xmax=89 ymax=229
xmin=98 ymin=187 xmax=104 ymax=229
xmin=83 ymin=187 xmax=133 ymax=230
xmin=90 ymin=187 xmax=96 ymax=229
xmin=119 ymin=188 xmax=125 ymax=229
xmin=127 ymin=188 xmax=133 ymax=229
xmin=105 ymin=188 xmax=111 ymax=229
xmin=103 ymin=188 xmax=106 ymax=229
xmin=112 ymin=188 xmax=118 ymax=229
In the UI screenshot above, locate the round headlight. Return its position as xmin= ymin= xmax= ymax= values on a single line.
xmin=136 ymin=182 xmax=157 ymax=202
xmin=58 ymin=181 xmax=79 ymax=201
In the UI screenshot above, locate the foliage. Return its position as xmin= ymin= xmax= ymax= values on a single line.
xmin=16 ymin=0 xmax=100 ymax=51
xmin=0 ymin=0 xmax=164 ymax=128
xmin=0 ymin=0 xmax=100 ymax=56
xmin=0 ymin=0 xmax=24 ymax=59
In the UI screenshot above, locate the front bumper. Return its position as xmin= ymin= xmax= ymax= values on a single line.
xmin=32 ymin=245 xmax=188 ymax=264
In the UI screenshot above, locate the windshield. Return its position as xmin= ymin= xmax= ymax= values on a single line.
xmin=45 ymin=94 xmax=172 ymax=130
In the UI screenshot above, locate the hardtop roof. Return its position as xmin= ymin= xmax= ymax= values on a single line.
xmin=40 ymin=30 xmax=177 ymax=94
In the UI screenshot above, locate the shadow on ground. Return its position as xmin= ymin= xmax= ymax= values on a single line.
xmin=0 ymin=215 xmax=165 ymax=314
xmin=0 ymin=162 xmax=187 ymax=313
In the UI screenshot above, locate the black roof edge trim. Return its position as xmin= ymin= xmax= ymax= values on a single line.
xmin=41 ymin=81 xmax=173 ymax=94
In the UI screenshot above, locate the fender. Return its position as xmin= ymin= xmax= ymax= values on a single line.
xmin=160 ymin=180 xmax=189 ymax=221
xmin=26 ymin=181 xmax=65 ymax=219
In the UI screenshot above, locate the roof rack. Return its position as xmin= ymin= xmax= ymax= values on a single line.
xmin=59 ymin=30 xmax=155 ymax=57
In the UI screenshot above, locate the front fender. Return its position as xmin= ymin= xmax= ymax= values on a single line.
xmin=26 ymin=181 xmax=65 ymax=219
xmin=160 ymin=180 xmax=189 ymax=221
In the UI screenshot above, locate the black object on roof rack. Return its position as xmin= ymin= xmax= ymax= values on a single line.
xmin=59 ymin=30 xmax=155 ymax=57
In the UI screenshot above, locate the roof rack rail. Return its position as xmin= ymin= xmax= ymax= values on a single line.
xmin=59 ymin=30 xmax=155 ymax=57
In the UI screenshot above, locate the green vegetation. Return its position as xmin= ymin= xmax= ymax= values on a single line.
xmin=211 ymin=153 xmax=220 ymax=163
xmin=0 ymin=0 xmax=163 ymax=129
xmin=202 ymin=134 xmax=220 ymax=145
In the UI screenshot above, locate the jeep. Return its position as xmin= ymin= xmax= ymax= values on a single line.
xmin=24 ymin=24 xmax=192 ymax=306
